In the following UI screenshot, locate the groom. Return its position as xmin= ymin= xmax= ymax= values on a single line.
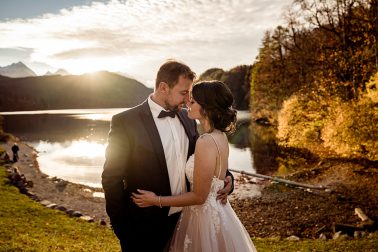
xmin=102 ymin=60 xmax=233 ymax=251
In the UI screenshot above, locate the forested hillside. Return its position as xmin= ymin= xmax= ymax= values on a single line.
xmin=198 ymin=65 xmax=251 ymax=110
xmin=250 ymin=0 xmax=378 ymax=161
xmin=0 ymin=71 xmax=152 ymax=111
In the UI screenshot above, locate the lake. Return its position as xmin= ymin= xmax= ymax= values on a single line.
xmin=0 ymin=108 xmax=255 ymax=188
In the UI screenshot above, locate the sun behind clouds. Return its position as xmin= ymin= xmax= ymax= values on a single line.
xmin=55 ymin=55 xmax=132 ymax=75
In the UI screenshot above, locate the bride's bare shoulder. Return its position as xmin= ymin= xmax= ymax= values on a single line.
xmin=197 ymin=133 xmax=213 ymax=143
xmin=195 ymin=134 xmax=217 ymax=152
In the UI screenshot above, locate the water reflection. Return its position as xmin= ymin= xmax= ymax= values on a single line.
xmin=69 ymin=110 xmax=127 ymax=121
xmin=34 ymin=140 xmax=105 ymax=188
xmin=229 ymin=119 xmax=250 ymax=149
xmin=1 ymin=113 xmax=109 ymax=143
xmin=1 ymin=109 xmax=256 ymax=188
xmin=249 ymin=122 xmax=279 ymax=175
xmin=0 ymin=108 xmax=126 ymax=116
xmin=227 ymin=118 xmax=254 ymax=171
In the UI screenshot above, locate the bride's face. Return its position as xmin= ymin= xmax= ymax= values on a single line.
xmin=187 ymin=98 xmax=203 ymax=120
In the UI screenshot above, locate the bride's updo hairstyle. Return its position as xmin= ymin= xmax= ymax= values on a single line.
xmin=191 ymin=80 xmax=237 ymax=133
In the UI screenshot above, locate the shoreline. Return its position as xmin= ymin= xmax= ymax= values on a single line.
xmin=1 ymin=140 xmax=110 ymax=224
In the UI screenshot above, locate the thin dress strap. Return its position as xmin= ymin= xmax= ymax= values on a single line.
xmin=204 ymin=133 xmax=222 ymax=179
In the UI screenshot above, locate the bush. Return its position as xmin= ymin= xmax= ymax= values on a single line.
xmin=277 ymin=91 xmax=330 ymax=153
xmin=277 ymin=73 xmax=378 ymax=160
xmin=322 ymin=75 xmax=378 ymax=160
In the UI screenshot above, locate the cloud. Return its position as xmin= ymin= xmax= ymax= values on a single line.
xmin=0 ymin=47 xmax=33 ymax=58
xmin=52 ymin=47 xmax=121 ymax=59
xmin=0 ymin=0 xmax=292 ymax=85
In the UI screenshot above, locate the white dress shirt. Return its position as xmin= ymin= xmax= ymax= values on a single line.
xmin=148 ymin=96 xmax=189 ymax=215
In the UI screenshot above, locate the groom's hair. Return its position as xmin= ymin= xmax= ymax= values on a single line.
xmin=155 ymin=60 xmax=196 ymax=89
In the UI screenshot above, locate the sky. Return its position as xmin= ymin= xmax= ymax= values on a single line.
xmin=0 ymin=0 xmax=292 ymax=87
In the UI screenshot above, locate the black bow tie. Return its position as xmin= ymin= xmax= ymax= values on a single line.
xmin=158 ymin=110 xmax=176 ymax=118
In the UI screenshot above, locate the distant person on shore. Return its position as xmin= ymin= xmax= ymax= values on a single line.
xmin=132 ymin=81 xmax=256 ymax=251
xmin=11 ymin=143 xmax=19 ymax=162
xmin=102 ymin=60 xmax=234 ymax=251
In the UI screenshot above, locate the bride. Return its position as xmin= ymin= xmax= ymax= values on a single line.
xmin=132 ymin=80 xmax=256 ymax=252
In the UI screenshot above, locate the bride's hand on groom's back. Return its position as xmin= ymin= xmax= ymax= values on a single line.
xmin=216 ymin=176 xmax=232 ymax=204
xmin=131 ymin=189 xmax=157 ymax=208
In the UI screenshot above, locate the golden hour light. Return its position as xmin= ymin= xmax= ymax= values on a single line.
xmin=0 ymin=0 xmax=292 ymax=86
xmin=64 ymin=140 xmax=104 ymax=158
xmin=64 ymin=58 xmax=107 ymax=75
xmin=76 ymin=113 xmax=108 ymax=121
xmin=1 ymin=1 xmax=377 ymax=251
xmin=34 ymin=140 xmax=106 ymax=188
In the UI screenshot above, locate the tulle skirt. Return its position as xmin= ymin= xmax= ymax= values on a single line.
xmin=169 ymin=201 xmax=257 ymax=252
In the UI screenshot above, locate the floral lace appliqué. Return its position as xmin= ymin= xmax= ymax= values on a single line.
xmin=183 ymin=234 xmax=192 ymax=252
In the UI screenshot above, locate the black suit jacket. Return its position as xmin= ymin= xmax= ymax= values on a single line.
xmin=102 ymin=100 xmax=198 ymax=243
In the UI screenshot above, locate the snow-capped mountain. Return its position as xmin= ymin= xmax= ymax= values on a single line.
xmin=45 ymin=68 xmax=70 ymax=76
xmin=0 ymin=62 xmax=37 ymax=78
xmin=54 ymin=68 xmax=70 ymax=75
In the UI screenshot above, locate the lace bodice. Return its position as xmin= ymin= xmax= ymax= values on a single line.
xmin=185 ymin=133 xmax=225 ymax=203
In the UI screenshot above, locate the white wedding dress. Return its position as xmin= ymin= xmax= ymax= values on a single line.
xmin=169 ymin=134 xmax=257 ymax=252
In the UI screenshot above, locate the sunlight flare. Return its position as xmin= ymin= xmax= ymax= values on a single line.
xmin=0 ymin=0 xmax=291 ymax=82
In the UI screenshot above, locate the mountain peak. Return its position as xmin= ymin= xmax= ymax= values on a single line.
xmin=9 ymin=61 xmax=28 ymax=68
xmin=0 ymin=62 xmax=36 ymax=78
xmin=15 ymin=61 xmax=26 ymax=66
xmin=54 ymin=68 xmax=69 ymax=76
xmin=44 ymin=68 xmax=70 ymax=76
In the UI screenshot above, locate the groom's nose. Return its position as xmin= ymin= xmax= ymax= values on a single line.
xmin=184 ymin=93 xmax=190 ymax=103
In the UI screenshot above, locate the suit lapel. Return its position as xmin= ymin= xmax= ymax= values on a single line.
xmin=177 ymin=110 xmax=197 ymax=159
xmin=139 ymin=101 xmax=168 ymax=174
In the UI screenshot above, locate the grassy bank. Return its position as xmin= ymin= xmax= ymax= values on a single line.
xmin=0 ymin=166 xmax=119 ymax=251
xmin=1 ymin=164 xmax=377 ymax=251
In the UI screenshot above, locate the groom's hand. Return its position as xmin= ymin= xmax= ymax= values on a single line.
xmin=216 ymin=176 xmax=232 ymax=204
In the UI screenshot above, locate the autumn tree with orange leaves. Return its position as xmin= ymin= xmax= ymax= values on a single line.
xmin=251 ymin=0 xmax=378 ymax=160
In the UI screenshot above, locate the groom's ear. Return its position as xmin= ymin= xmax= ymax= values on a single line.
xmin=157 ymin=82 xmax=169 ymax=93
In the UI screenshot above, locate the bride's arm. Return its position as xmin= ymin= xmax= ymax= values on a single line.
xmin=132 ymin=136 xmax=217 ymax=207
